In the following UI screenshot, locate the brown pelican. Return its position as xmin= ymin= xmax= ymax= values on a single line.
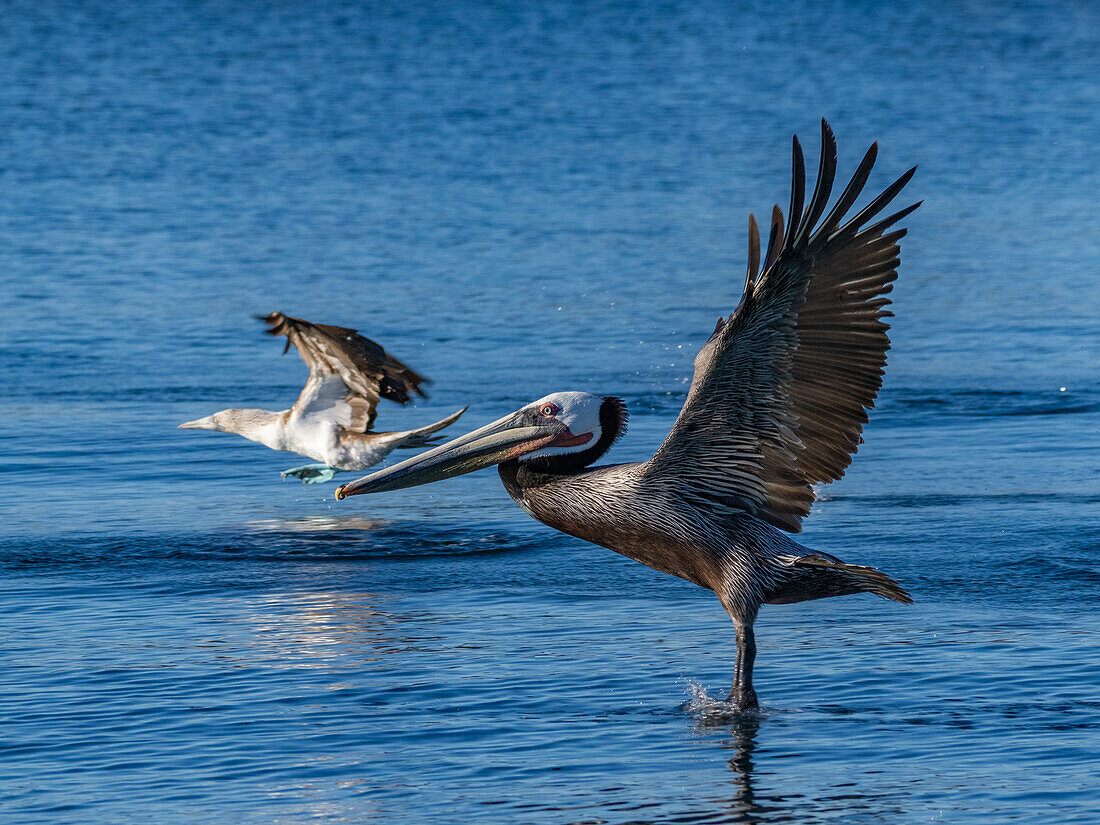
xmin=335 ymin=122 xmax=917 ymax=709
xmin=180 ymin=312 xmax=466 ymax=483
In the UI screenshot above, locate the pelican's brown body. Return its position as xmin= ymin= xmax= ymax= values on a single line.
xmin=336 ymin=122 xmax=917 ymax=709
xmin=502 ymin=461 xmax=884 ymax=603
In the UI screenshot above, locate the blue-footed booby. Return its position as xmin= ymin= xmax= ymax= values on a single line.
xmin=180 ymin=312 xmax=466 ymax=483
xmin=334 ymin=122 xmax=918 ymax=709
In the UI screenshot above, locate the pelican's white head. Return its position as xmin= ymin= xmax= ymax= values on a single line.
xmin=517 ymin=391 xmax=607 ymax=460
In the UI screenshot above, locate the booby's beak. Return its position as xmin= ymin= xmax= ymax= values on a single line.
xmin=178 ymin=416 xmax=216 ymax=430
xmin=335 ymin=408 xmax=565 ymax=500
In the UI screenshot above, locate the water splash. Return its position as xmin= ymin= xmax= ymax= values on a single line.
xmin=682 ymin=681 xmax=762 ymax=727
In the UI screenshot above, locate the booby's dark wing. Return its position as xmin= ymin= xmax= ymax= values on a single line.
xmin=641 ymin=121 xmax=919 ymax=533
xmin=262 ymin=312 xmax=429 ymax=432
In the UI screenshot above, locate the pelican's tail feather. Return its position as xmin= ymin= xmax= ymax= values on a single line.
xmin=767 ymin=553 xmax=913 ymax=605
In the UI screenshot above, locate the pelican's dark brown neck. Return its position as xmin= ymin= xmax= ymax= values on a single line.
xmin=498 ymin=459 xmax=536 ymax=500
xmin=497 ymin=459 xmax=581 ymax=500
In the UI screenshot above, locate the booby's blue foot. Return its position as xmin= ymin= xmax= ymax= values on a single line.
xmin=281 ymin=464 xmax=340 ymax=484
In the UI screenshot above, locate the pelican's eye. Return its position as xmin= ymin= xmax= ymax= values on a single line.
xmin=540 ymin=403 xmax=559 ymax=417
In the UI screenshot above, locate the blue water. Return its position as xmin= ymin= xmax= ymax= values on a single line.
xmin=2 ymin=1 xmax=1099 ymax=822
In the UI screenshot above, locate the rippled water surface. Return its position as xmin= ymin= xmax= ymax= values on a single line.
xmin=2 ymin=1 xmax=1099 ymax=822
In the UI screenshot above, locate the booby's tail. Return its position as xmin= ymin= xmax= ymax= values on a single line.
xmin=768 ymin=553 xmax=913 ymax=605
xmin=395 ymin=406 xmax=469 ymax=449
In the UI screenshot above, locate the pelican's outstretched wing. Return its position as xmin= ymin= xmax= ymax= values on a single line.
xmin=641 ymin=121 xmax=919 ymax=533
xmin=262 ymin=312 xmax=429 ymax=433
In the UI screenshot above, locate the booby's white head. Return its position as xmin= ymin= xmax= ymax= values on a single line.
xmin=179 ymin=408 xmax=282 ymax=445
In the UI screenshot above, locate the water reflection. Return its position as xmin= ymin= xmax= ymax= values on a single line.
xmin=243 ymin=591 xmax=435 ymax=669
xmin=688 ymin=696 xmax=770 ymax=824
xmin=721 ymin=714 xmax=763 ymax=823
xmin=246 ymin=515 xmax=388 ymax=533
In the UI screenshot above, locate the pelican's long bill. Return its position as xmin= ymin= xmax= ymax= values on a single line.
xmin=334 ymin=408 xmax=565 ymax=500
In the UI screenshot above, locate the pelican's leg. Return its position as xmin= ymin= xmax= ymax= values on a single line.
xmin=728 ymin=618 xmax=759 ymax=710
xmin=281 ymin=464 xmax=341 ymax=484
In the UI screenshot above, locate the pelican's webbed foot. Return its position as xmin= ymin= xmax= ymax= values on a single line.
xmin=281 ymin=463 xmax=340 ymax=484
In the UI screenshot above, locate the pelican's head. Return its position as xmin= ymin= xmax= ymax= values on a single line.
xmin=335 ymin=392 xmax=628 ymax=499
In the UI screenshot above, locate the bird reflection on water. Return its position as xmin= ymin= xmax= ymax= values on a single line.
xmin=246 ymin=515 xmax=390 ymax=534
xmin=244 ymin=591 xmax=411 ymax=668
xmin=685 ymin=691 xmax=767 ymax=825
xmin=722 ymin=715 xmax=764 ymax=825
